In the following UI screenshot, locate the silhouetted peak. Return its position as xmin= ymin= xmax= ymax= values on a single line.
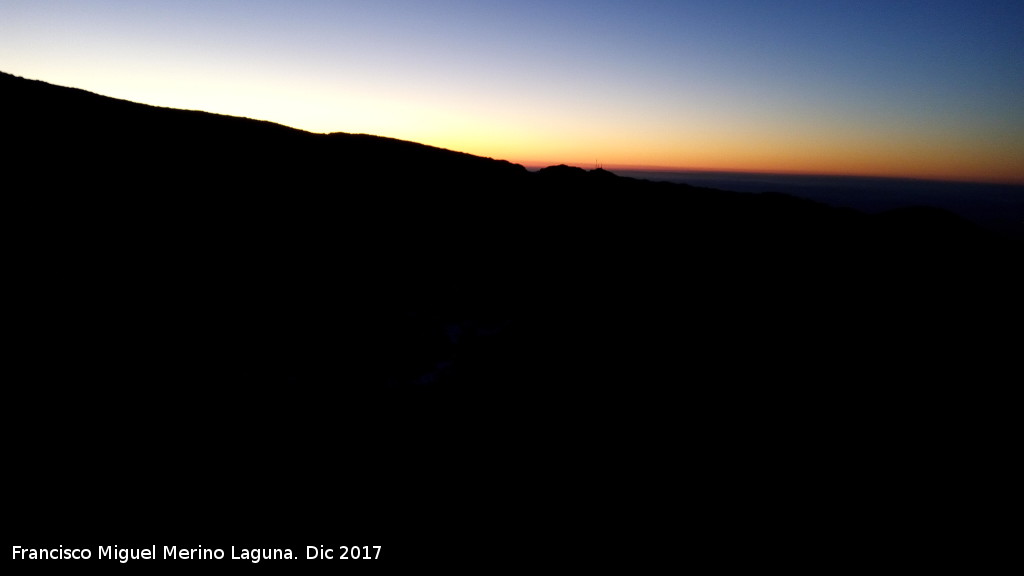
xmin=535 ymin=164 xmax=630 ymax=189
xmin=537 ymin=164 xmax=589 ymax=178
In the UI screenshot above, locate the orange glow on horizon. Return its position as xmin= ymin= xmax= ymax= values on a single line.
xmin=4 ymin=2 xmax=1022 ymax=187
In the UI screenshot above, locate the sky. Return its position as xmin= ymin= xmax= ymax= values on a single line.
xmin=3 ymin=0 xmax=1023 ymax=183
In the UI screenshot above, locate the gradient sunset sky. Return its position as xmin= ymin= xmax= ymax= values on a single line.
xmin=3 ymin=0 xmax=1023 ymax=182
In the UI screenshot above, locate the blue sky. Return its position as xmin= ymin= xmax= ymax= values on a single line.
xmin=3 ymin=0 xmax=1022 ymax=181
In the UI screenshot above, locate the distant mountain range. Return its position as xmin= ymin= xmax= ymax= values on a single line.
xmin=617 ymin=168 xmax=1024 ymax=241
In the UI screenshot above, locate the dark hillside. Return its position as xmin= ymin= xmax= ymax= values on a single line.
xmin=9 ymin=70 xmax=1020 ymax=384
xmin=6 ymin=72 xmax=1020 ymax=537
xmin=7 ymin=70 xmax=1019 ymax=390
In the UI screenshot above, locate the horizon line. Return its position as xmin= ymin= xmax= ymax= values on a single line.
xmin=8 ymin=70 xmax=1023 ymax=188
xmin=514 ymin=161 xmax=1024 ymax=187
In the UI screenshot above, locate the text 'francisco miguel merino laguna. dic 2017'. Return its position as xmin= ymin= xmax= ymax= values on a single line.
xmin=11 ymin=546 xmax=301 ymax=563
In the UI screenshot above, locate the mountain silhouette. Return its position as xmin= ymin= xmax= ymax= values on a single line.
xmin=7 ymin=70 xmax=1023 ymax=555
xmin=7 ymin=69 xmax=1020 ymax=392
xmin=7 ymin=71 xmax=1022 ymax=532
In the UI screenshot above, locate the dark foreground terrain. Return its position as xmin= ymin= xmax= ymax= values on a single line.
xmin=6 ymin=71 xmax=1020 ymax=547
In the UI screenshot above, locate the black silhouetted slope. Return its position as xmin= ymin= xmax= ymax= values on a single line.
xmin=5 ymin=71 xmax=527 ymax=189
xmin=8 ymin=71 xmax=1023 ymax=544
xmin=6 ymin=70 xmax=1022 ymax=428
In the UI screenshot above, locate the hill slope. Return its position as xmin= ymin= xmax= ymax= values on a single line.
xmin=6 ymin=70 xmax=1019 ymax=390
xmin=4 ymin=71 xmax=1019 ymax=444
xmin=7 ymin=70 xmax=1022 ymax=541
